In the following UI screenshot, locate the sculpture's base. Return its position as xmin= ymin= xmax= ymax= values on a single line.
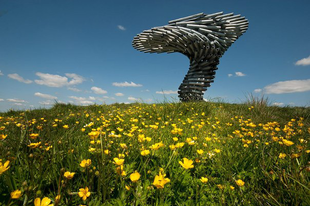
xmin=178 ymin=93 xmax=204 ymax=102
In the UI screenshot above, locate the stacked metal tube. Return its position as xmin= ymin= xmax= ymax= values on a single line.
xmin=132 ymin=11 xmax=248 ymax=102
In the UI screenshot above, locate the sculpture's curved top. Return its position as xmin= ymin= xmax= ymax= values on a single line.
xmin=132 ymin=12 xmax=249 ymax=102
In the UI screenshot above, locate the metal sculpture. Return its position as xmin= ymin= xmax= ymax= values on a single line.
xmin=132 ymin=11 xmax=248 ymax=102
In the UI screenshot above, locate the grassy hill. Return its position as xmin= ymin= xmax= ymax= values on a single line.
xmin=0 ymin=101 xmax=309 ymax=205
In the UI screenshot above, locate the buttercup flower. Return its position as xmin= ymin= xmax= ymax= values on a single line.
xmin=153 ymin=171 xmax=170 ymax=189
xmin=78 ymin=186 xmax=91 ymax=201
xmin=34 ymin=197 xmax=53 ymax=206
xmin=10 ymin=189 xmax=22 ymax=199
xmin=200 ymin=177 xmax=208 ymax=183
xmin=282 ymin=139 xmax=294 ymax=146
xmin=235 ymin=179 xmax=245 ymax=187
xmin=28 ymin=142 xmax=41 ymax=149
xmin=197 ymin=149 xmax=204 ymax=155
xmin=179 ymin=158 xmax=194 ymax=169
xmin=0 ymin=134 xmax=7 ymax=140
xmin=279 ymin=153 xmax=286 ymax=159
xmin=29 ymin=133 xmax=39 ymax=139
xmin=141 ymin=150 xmax=150 ymax=156
xmin=113 ymin=158 xmax=124 ymax=166
xmin=80 ymin=159 xmax=91 ymax=168
xmin=0 ymin=160 xmax=10 ymax=175
xmin=130 ymin=171 xmax=140 ymax=182
xmin=64 ymin=171 xmax=75 ymax=179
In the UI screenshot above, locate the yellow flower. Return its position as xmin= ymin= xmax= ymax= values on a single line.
xmin=29 ymin=133 xmax=39 ymax=139
xmin=214 ymin=149 xmax=221 ymax=153
xmin=235 ymin=179 xmax=245 ymax=187
xmin=0 ymin=134 xmax=8 ymax=140
xmin=0 ymin=160 xmax=10 ymax=175
xmin=116 ymin=165 xmax=126 ymax=176
xmin=230 ymin=186 xmax=235 ymax=190
xmin=197 ymin=149 xmax=204 ymax=155
xmin=80 ymin=159 xmax=91 ymax=168
xmin=141 ymin=150 xmax=150 ymax=156
xmin=78 ymin=186 xmax=91 ymax=201
xmin=175 ymin=142 xmax=185 ymax=148
xmin=28 ymin=142 xmax=41 ymax=149
xmin=88 ymin=131 xmax=100 ymax=140
xmin=205 ymin=137 xmax=211 ymax=141
xmin=64 ymin=171 xmax=75 ymax=180
xmin=291 ymin=153 xmax=301 ymax=158
xmin=279 ymin=153 xmax=286 ymax=159
xmin=10 ymin=189 xmax=22 ymax=199
xmin=130 ymin=171 xmax=140 ymax=182
xmin=153 ymin=171 xmax=170 ymax=189
xmin=179 ymin=158 xmax=194 ymax=169
xmin=200 ymin=177 xmax=208 ymax=183
xmin=113 ymin=158 xmax=124 ymax=166
xmin=63 ymin=125 xmax=69 ymax=129
xmin=34 ymin=197 xmax=53 ymax=206
xmin=120 ymin=143 xmax=127 ymax=149
xmin=282 ymin=139 xmax=294 ymax=146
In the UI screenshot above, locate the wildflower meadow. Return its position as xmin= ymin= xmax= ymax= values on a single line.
xmin=0 ymin=101 xmax=309 ymax=205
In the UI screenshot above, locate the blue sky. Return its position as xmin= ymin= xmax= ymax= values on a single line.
xmin=0 ymin=0 xmax=310 ymax=111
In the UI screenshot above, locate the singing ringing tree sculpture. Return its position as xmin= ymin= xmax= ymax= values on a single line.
xmin=132 ymin=11 xmax=249 ymax=102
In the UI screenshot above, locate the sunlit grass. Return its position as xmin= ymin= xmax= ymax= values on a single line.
xmin=0 ymin=102 xmax=309 ymax=205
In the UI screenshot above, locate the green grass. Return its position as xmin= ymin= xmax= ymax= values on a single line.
xmin=0 ymin=101 xmax=309 ymax=205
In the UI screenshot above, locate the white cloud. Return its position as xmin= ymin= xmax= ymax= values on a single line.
xmin=115 ymin=93 xmax=124 ymax=97
xmin=156 ymin=90 xmax=178 ymax=94
xmin=0 ymin=99 xmax=4 ymax=101
xmin=39 ymin=100 xmax=54 ymax=105
xmin=235 ymin=72 xmax=246 ymax=77
xmin=112 ymin=81 xmax=142 ymax=87
xmin=35 ymin=72 xmax=85 ymax=87
xmin=8 ymin=73 xmax=32 ymax=84
xmin=66 ymin=73 xmax=85 ymax=85
xmin=228 ymin=74 xmax=233 ymax=77
xmin=0 ymin=70 xmax=3 ymax=76
xmin=273 ymin=102 xmax=284 ymax=106
xmin=35 ymin=92 xmax=57 ymax=99
xmin=91 ymin=86 xmax=107 ymax=94
xmin=254 ymin=89 xmax=262 ymax=93
xmin=264 ymin=79 xmax=310 ymax=94
xmin=68 ymin=87 xmax=82 ymax=92
xmin=89 ymin=96 xmax=96 ymax=101
xmin=128 ymin=96 xmax=141 ymax=102
xmin=117 ymin=25 xmax=126 ymax=31
xmin=295 ymin=55 xmax=310 ymax=66
xmin=7 ymin=98 xmax=26 ymax=103
xmin=69 ymin=96 xmax=94 ymax=105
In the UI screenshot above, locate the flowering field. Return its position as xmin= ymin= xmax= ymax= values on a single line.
xmin=0 ymin=102 xmax=309 ymax=205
